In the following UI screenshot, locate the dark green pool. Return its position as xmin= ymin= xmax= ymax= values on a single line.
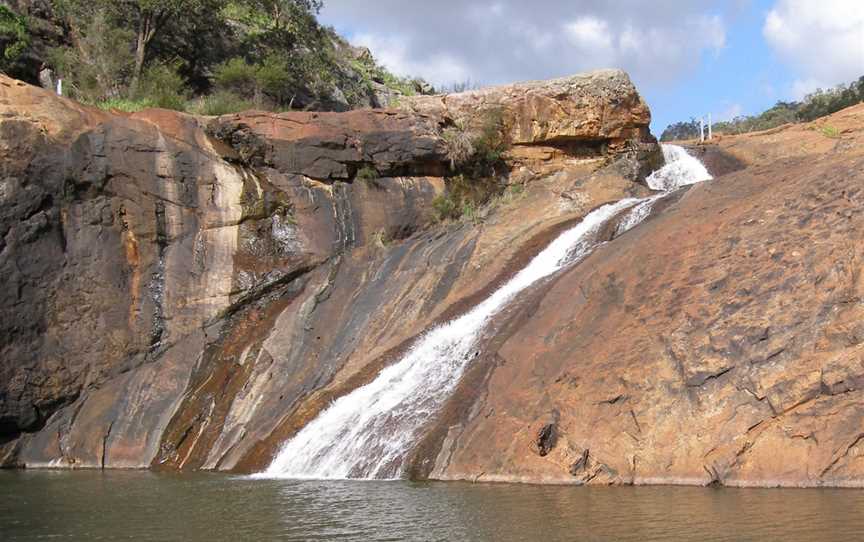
xmin=2 ymin=470 xmax=863 ymax=541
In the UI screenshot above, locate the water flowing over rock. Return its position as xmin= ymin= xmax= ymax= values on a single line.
xmin=0 ymin=71 xmax=656 ymax=470
xmin=3 ymin=70 xmax=864 ymax=488
xmin=261 ymin=144 xmax=711 ymax=480
xmin=263 ymin=198 xmax=642 ymax=479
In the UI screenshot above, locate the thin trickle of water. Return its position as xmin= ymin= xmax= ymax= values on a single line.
xmin=261 ymin=144 xmax=711 ymax=480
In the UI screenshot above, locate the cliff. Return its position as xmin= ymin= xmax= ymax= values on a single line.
xmin=2 ymin=68 xmax=863 ymax=487
xmin=0 ymin=70 xmax=657 ymax=471
xmin=413 ymin=104 xmax=864 ymax=487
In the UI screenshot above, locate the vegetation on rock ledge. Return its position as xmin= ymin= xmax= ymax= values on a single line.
xmin=433 ymin=108 xmax=511 ymax=223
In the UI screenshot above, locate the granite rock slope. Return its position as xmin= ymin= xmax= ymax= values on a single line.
xmin=415 ymin=104 xmax=864 ymax=487
xmin=0 ymin=69 xmax=655 ymax=471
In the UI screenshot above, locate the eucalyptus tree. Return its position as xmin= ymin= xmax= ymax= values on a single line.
xmin=53 ymin=0 xmax=230 ymax=91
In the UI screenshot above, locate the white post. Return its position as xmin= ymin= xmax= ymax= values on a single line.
xmin=56 ymin=79 xmax=63 ymax=96
xmin=708 ymin=113 xmax=712 ymax=140
xmin=700 ymin=118 xmax=705 ymax=142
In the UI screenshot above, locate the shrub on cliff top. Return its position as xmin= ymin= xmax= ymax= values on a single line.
xmin=435 ymin=109 xmax=510 ymax=223
xmin=189 ymin=90 xmax=256 ymax=115
xmin=0 ymin=6 xmax=29 ymax=71
xmin=214 ymin=53 xmax=298 ymax=108
xmin=133 ymin=61 xmax=190 ymax=111
xmin=442 ymin=108 xmax=509 ymax=177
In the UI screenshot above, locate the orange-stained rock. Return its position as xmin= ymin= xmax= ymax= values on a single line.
xmin=401 ymin=69 xmax=661 ymax=179
xmin=0 ymin=71 xmax=652 ymax=472
xmin=402 ymin=69 xmax=652 ymax=145
xmin=413 ymin=103 xmax=864 ymax=487
xmin=8 ymin=69 xmax=863 ymax=488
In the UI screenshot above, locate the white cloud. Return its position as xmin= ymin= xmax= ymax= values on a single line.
xmin=320 ymin=1 xmax=732 ymax=89
xmin=353 ymin=33 xmax=471 ymax=85
xmin=715 ymin=102 xmax=744 ymax=122
xmin=564 ymin=17 xmax=613 ymax=52
xmin=763 ymin=0 xmax=864 ymax=98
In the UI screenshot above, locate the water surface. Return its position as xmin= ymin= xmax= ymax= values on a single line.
xmin=2 ymin=471 xmax=862 ymax=541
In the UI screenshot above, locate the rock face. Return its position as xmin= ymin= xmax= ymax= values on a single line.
xmin=411 ymin=104 xmax=864 ymax=487
xmin=0 ymin=70 xmax=654 ymax=470
xmin=3 ymin=67 xmax=863 ymax=488
xmin=401 ymin=69 xmax=662 ymax=179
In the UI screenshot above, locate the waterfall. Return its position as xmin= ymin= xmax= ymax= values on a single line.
xmin=616 ymin=144 xmax=713 ymax=236
xmin=646 ymin=144 xmax=712 ymax=191
xmin=260 ymin=144 xmax=711 ymax=480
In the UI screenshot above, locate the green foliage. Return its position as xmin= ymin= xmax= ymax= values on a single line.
xmin=355 ymin=165 xmax=379 ymax=185
xmin=712 ymin=101 xmax=800 ymax=136
xmin=818 ymin=124 xmax=840 ymax=138
xmin=432 ymin=109 xmax=510 ymax=223
xmin=0 ymin=6 xmax=29 ymax=68
xmin=16 ymin=0 xmax=434 ymax=112
xmin=461 ymin=200 xmax=479 ymax=224
xmin=48 ymin=9 xmax=135 ymax=100
xmin=798 ymin=78 xmax=864 ymax=121
xmin=659 ymin=118 xmax=700 ymax=142
xmin=431 ymin=173 xmax=504 ymax=223
xmin=133 ymin=61 xmax=189 ymax=110
xmin=443 ymin=108 xmax=509 ymax=177
xmin=256 ymin=53 xmax=293 ymax=102
xmin=346 ymin=50 xmax=433 ymax=103
xmin=661 ymin=75 xmax=864 ymax=141
xmin=472 ymin=108 xmax=508 ymax=173
xmin=214 ymin=56 xmax=259 ymax=96
xmin=432 ymin=193 xmax=459 ymax=222
xmin=90 ymin=97 xmax=158 ymax=112
xmin=189 ymin=90 xmax=255 ymax=115
xmin=213 ymin=53 xmax=293 ymax=107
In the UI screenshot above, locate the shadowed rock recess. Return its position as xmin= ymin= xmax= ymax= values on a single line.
xmin=1 ymin=69 xmax=863 ymax=488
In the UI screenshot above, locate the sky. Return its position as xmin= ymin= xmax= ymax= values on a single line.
xmin=319 ymin=0 xmax=864 ymax=134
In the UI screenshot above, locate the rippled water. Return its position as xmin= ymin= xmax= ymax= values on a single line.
xmin=2 ymin=471 xmax=863 ymax=541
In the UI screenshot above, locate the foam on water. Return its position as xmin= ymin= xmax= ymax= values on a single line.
xmin=646 ymin=144 xmax=712 ymax=192
xmin=260 ymin=144 xmax=711 ymax=480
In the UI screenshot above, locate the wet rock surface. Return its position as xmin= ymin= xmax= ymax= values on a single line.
xmin=0 ymin=70 xmax=653 ymax=471
xmin=416 ymin=104 xmax=864 ymax=487
xmin=4 ymin=68 xmax=862 ymax=488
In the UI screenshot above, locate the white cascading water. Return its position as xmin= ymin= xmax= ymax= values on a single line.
xmin=646 ymin=144 xmax=712 ymax=191
xmin=616 ymin=144 xmax=713 ymax=235
xmin=260 ymin=144 xmax=711 ymax=480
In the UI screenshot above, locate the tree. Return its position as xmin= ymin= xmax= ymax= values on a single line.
xmin=51 ymin=10 xmax=135 ymax=99
xmin=248 ymin=0 xmax=322 ymax=31
xmin=0 ymin=6 xmax=29 ymax=72
xmin=53 ymin=0 xmax=228 ymax=92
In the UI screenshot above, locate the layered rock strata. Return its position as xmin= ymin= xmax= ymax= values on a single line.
xmin=5 ymin=67 xmax=862 ymax=487
xmin=0 ymin=70 xmax=655 ymax=471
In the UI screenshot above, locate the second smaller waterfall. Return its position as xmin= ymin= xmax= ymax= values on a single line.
xmin=617 ymin=144 xmax=713 ymax=236
xmin=646 ymin=144 xmax=712 ymax=191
